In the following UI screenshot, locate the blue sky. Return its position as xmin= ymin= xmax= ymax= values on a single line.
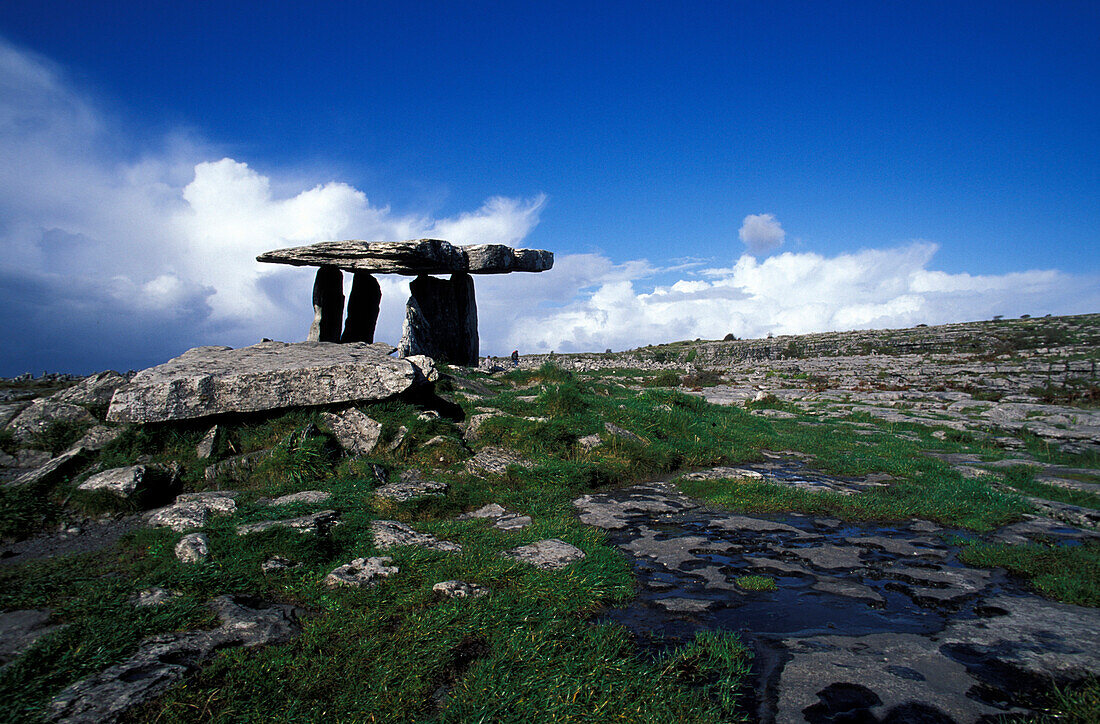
xmin=0 ymin=2 xmax=1097 ymax=374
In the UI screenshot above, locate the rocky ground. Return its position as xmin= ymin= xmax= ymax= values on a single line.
xmin=0 ymin=314 xmax=1097 ymax=723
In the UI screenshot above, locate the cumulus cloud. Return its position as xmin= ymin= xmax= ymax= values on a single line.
xmin=479 ymin=243 xmax=1099 ymax=354
xmin=738 ymin=213 xmax=786 ymax=255
xmin=1 ymin=36 xmax=1096 ymax=374
xmin=0 ymin=37 xmax=545 ymax=373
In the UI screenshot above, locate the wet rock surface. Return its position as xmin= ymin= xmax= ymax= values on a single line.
xmin=0 ymin=609 xmax=60 ymax=667
xmin=573 ymin=469 xmax=1100 ymax=723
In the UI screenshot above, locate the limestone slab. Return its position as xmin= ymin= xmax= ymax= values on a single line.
xmin=107 ymin=341 xmax=434 ymax=423
xmin=257 ymin=238 xmax=553 ymax=275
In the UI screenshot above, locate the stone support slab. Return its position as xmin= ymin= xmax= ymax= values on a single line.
xmin=341 ymin=272 xmax=381 ymax=343
xmin=399 ymin=274 xmax=478 ymax=366
xmin=308 ymin=266 xmax=344 ymax=343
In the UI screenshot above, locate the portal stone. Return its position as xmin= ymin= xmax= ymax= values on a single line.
xmin=399 ymin=273 xmax=478 ymax=366
xmin=340 ymin=272 xmax=381 ymax=343
xmin=307 ymin=266 xmax=344 ymax=343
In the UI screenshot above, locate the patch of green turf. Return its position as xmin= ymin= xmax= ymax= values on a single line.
xmin=957 ymin=540 xmax=1100 ymax=606
xmin=735 ymin=575 xmax=776 ymax=591
xmin=999 ymin=465 xmax=1100 ymax=510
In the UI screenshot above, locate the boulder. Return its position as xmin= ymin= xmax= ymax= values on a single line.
xmin=320 ymin=408 xmax=382 ymax=456
xmin=77 ymin=466 xmax=150 ymax=499
xmin=148 ymin=492 xmax=237 ymax=532
xmin=47 ymin=596 xmax=301 ymax=724
xmin=324 ymin=556 xmax=399 ymax=588
xmin=504 ymin=539 xmax=586 ymax=570
xmin=50 ymin=371 xmax=128 ymax=410
xmin=6 ymin=399 xmax=94 ymax=444
xmin=10 ymin=447 xmax=88 ymax=488
xmin=106 ymin=341 xmax=435 ymax=424
xmin=69 ymin=425 xmax=122 ymax=453
xmin=203 ymin=450 xmax=271 ymax=485
xmin=195 ymin=425 xmax=220 ymax=459
xmin=174 ymin=533 xmax=209 ymax=564
xmin=257 ymin=238 xmax=553 ymax=276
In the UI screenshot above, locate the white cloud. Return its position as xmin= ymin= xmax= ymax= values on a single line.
xmin=478 ymin=243 xmax=1099 ymax=354
xmin=738 ymin=213 xmax=786 ymax=255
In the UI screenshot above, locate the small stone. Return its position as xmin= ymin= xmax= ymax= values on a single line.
xmin=386 ymin=425 xmax=408 ymax=452
xmin=324 ymin=556 xmax=399 ymax=588
xmin=372 ymin=520 xmax=462 ymax=552
xmin=174 ymin=533 xmax=209 ymax=564
xmin=504 ymin=539 xmax=586 ymax=570
xmin=270 ymin=490 xmax=332 ymax=506
xmin=203 ymin=450 xmax=271 ymax=485
xmin=432 ymin=580 xmax=488 ymax=599
xmin=261 ymin=556 xmax=296 ymax=573
xmin=578 ymin=434 xmax=602 ymax=451
xmin=374 ymin=469 xmax=448 ymax=501
xmin=133 ymin=587 xmax=181 ymax=607
xmin=195 ymin=425 xmax=220 ymax=459
xmin=456 ymin=503 xmax=531 ymax=531
xmin=603 ymin=422 xmax=644 ymax=444
xmin=320 ymin=408 xmax=382 ymax=456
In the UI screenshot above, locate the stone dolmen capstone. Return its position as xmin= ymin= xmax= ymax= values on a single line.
xmin=257 ymin=239 xmax=554 ymax=366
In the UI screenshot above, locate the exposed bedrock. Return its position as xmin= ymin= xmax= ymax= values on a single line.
xmin=307 ymin=265 xmax=345 ymax=343
xmin=399 ymin=273 xmax=478 ymax=366
xmin=340 ymin=271 xmax=381 ymax=343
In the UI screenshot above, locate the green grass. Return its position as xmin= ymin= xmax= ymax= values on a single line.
xmin=999 ymin=465 xmax=1100 ymax=510
xmin=958 ymin=540 xmax=1100 ymax=606
xmin=735 ymin=575 xmax=776 ymax=592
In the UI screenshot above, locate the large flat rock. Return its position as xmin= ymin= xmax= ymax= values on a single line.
xmin=107 ymin=341 xmax=433 ymax=424
xmin=256 ymin=238 xmax=553 ymax=275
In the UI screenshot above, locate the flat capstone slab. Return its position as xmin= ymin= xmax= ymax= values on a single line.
xmin=107 ymin=341 xmax=434 ymax=424
xmin=257 ymin=238 xmax=553 ymax=276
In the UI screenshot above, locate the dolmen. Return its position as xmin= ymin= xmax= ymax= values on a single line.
xmin=257 ymin=239 xmax=554 ymax=366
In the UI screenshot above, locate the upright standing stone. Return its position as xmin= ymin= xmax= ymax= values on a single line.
xmin=399 ymin=273 xmax=478 ymax=366
xmin=308 ymin=266 xmax=344 ymax=343
xmin=340 ymin=272 xmax=381 ymax=343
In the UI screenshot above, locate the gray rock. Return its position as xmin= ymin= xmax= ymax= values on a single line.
xmin=324 ymin=556 xmax=399 ymax=588
xmin=577 ymin=434 xmax=602 ymax=451
xmin=307 ymin=265 xmax=344 ymax=343
xmin=463 ymin=411 xmax=512 ymax=441
xmin=174 ymin=533 xmax=209 ymax=564
xmin=270 ymin=490 xmax=332 ymax=506
xmin=504 ymin=539 xmax=586 ymax=570
xmin=107 ymin=341 xmax=434 ymax=424
xmin=47 ymin=595 xmax=301 ymax=724
xmin=456 ymin=503 xmax=531 ymax=531
xmin=69 ymin=425 xmax=122 ymax=453
xmin=371 ymin=520 xmax=462 ymax=552
xmin=320 ymin=408 xmax=382 ymax=456
xmin=811 ymin=578 xmax=885 ymax=604
xmin=133 ymin=587 xmax=180 ymax=607
xmin=603 ymin=422 xmax=644 ymax=443
xmin=465 ymin=446 xmax=533 ymax=478
xmin=341 ymin=271 xmax=381 ymax=343
xmin=15 ymin=448 xmax=53 ymax=468
xmin=195 ymin=425 xmax=219 ymax=459
xmin=50 ymin=371 xmax=128 ymax=410
xmin=203 ymin=449 xmax=271 ymax=485
xmin=148 ymin=492 xmax=237 ymax=532
xmin=78 ymin=466 xmax=150 ymax=499
xmin=432 ymin=580 xmax=488 ymax=598
xmin=261 ymin=556 xmax=297 ymax=573
xmin=385 ymin=425 xmax=409 ymax=452
xmin=9 ymin=447 xmax=87 ymax=488
xmin=374 ymin=469 xmax=448 ymax=501
xmin=655 ymin=598 xmax=714 ymax=613
xmin=399 ymin=273 xmax=478 ymax=366
xmin=781 ymin=544 xmax=864 ymax=570
xmin=236 ymin=510 xmax=340 ymax=536
xmin=6 ymin=399 xmax=94 ymax=443
xmin=0 ymin=609 xmax=59 ymax=667
xmin=257 ymin=238 xmax=553 ymax=276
